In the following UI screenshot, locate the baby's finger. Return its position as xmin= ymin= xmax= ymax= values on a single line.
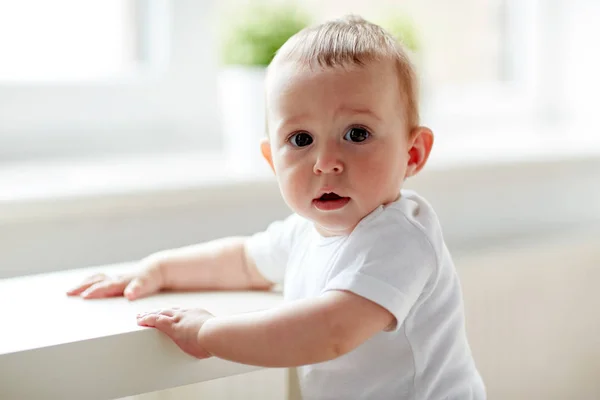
xmin=81 ymin=279 xmax=127 ymax=299
xmin=66 ymin=274 xmax=107 ymax=296
xmin=138 ymin=308 xmax=176 ymax=318
xmin=124 ymin=275 xmax=156 ymax=300
xmin=66 ymin=282 xmax=96 ymax=296
xmin=158 ymin=308 xmax=177 ymax=317
xmin=137 ymin=313 xmax=174 ymax=329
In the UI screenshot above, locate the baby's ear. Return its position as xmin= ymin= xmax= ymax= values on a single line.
xmin=260 ymin=138 xmax=276 ymax=174
xmin=405 ymin=126 xmax=434 ymax=178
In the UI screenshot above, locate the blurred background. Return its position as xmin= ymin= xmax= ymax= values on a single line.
xmin=0 ymin=1 xmax=599 ymax=399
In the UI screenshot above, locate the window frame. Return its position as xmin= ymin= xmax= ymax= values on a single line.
xmin=0 ymin=0 xmax=221 ymax=162
xmin=422 ymin=0 xmax=549 ymax=133
xmin=0 ymin=0 xmax=581 ymax=162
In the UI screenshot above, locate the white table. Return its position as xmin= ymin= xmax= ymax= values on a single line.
xmin=0 ymin=264 xmax=284 ymax=399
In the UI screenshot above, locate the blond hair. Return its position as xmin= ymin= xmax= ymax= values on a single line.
xmin=268 ymin=15 xmax=420 ymax=129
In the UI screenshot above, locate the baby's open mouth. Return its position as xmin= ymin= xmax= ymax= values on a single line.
xmin=313 ymin=192 xmax=351 ymax=211
xmin=319 ymin=192 xmax=343 ymax=201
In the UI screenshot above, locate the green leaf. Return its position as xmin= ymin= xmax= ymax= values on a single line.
xmin=376 ymin=14 xmax=420 ymax=53
xmin=219 ymin=2 xmax=312 ymax=66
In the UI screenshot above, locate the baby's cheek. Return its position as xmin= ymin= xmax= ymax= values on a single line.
xmin=278 ymin=174 xmax=305 ymax=209
xmin=357 ymin=161 xmax=399 ymax=196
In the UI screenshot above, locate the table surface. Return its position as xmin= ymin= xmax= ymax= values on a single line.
xmin=0 ymin=264 xmax=283 ymax=399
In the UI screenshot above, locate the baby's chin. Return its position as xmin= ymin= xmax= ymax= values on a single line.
xmin=310 ymin=215 xmax=362 ymax=237
xmin=289 ymin=200 xmax=369 ymax=236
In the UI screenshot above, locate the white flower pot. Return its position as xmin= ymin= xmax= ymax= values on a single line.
xmin=218 ymin=66 xmax=268 ymax=173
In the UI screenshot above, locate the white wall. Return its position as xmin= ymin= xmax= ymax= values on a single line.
xmin=2 ymin=156 xmax=599 ymax=399
xmin=458 ymin=229 xmax=600 ymax=399
xmin=0 ymin=180 xmax=290 ymax=279
xmin=1 ymin=155 xmax=599 ymax=279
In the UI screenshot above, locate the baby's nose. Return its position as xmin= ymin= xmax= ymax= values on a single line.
xmin=313 ymin=153 xmax=344 ymax=175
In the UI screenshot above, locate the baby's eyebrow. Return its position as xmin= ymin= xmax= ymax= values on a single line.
xmin=337 ymin=107 xmax=382 ymax=122
xmin=273 ymin=114 xmax=312 ymax=136
xmin=280 ymin=113 xmax=311 ymax=127
xmin=279 ymin=108 xmax=380 ymax=126
xmin=273 ymin=107 xmax=381 ymax=136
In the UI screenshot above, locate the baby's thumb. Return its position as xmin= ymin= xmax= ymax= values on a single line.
xmin=124 ymin=276 xmax=154 ymax=300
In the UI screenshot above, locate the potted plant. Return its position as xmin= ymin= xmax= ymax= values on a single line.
xmin=217 ymin=2 xmax=311 ymax=172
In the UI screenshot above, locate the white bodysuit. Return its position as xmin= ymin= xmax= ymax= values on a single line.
xmin=247 ymin=190 xmax=486 ymax=399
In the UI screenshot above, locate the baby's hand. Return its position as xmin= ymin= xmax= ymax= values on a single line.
xmin=137 ymin=307 xmax=214 ymax=359
xmin=66 ymin=258 xmax=164 ymax=301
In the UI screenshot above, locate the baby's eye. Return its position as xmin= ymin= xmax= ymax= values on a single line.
xmin=343 ymin=127 xmax=370 ymax=143
xmin=289 ymin=132 xmax=313 ymax=147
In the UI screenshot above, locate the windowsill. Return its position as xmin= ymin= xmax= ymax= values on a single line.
xmin=1 ymin=123 xmax=599 ymax=223
xmin=0 ymin=263 xmax=284 ymax=399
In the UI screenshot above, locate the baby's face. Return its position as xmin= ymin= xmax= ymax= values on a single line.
xmin=265 ymin=60 xmax=412 ymax=236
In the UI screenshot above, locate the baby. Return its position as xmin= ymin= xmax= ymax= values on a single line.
xmin=68 ymin=15 xmax=486 ymax=400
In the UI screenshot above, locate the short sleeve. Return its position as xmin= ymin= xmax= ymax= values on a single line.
xmin=245 ymin=213 xmax=307 ymax=284
xmin=322 ymin=212 xmax=438 ymax=332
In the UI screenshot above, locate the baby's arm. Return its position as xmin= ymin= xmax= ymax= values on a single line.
xmin=68 ymin=237 xmax=272 ymax=299
xmin=197 ymin=290 xmax=394 ymax=367
xmin=157 ymin=237 xmax=273 ymax=291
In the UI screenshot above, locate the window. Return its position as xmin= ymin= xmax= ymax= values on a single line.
xmin=0 ymin=1 xmax=136 ymax=82
xmin=1 ymin=0 xmax=597 ymax=164
xmin=0 ymin=0 xmax=221 ymax=162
